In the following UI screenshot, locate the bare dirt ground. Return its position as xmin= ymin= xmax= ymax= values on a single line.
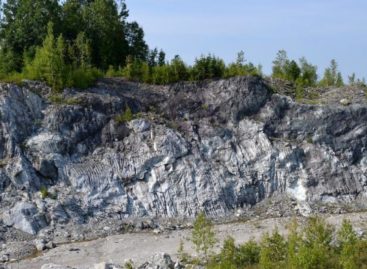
xmin=7 ymin=212 xmax=367 ymax=269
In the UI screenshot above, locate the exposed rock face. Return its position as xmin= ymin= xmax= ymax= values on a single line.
xmin=3 ymin=201 xmax=47 ymax=235
xmin=0 ymin=77 xmax=367 ymax=234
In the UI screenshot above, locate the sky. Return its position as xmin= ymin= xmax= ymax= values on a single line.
xmin=126 ymin=0 xmax=367 ymax=80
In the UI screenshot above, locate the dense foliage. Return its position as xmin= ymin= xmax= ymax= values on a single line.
xmin=0 ymin=0 xmax=147 ymax=90
xmin=0 ymin=1 xmax=366 ymax=93
xmin=182 ymin=214 xmax=367 ymax=269
xmin=106 ymin=52 xmax=262 ymax=85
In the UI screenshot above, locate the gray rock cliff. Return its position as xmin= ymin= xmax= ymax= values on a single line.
xmin=0 ymin=77 xmax=366 ymax=235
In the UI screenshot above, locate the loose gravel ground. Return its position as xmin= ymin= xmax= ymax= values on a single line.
xmin=6 ymin=212 xmax=367 ymax=269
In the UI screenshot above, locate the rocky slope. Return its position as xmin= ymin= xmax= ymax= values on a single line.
xmin=0 ymin=76 xmax=366 ymax=242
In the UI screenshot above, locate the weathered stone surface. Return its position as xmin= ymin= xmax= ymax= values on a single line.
xmin=34 ymin=238 xmax=46 ymax=251
xmin=2 ymin=202 xmax=47 ymax=235
xmin=94 ymin=262 xmax=123 ymax=269
xmin=0 ymin=77 xmax=367 ymax=234
xmin=0 ymin=241 xmax=37 ymax=261
xmin=41 ymin=264 xmax=75 ymax=269
xmin=138 ymin=253 xmax=174 ymax=269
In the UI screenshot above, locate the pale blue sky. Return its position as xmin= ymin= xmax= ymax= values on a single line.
xmin=126 ymin=0 xmax=367 ymax=80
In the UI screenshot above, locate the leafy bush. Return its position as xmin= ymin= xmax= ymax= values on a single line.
xmin=184 ymin=215 xmax=367 ymax=269
xmin=259 ymin=229 xmax=287 ymax=269
xmin=122 ymin=58 xmax=150 ymax=82
xmin=0 ymin=72 xmax=26 ymax=85
xmin=108 ymin=51 xmax=265 ymax=85
xmin=24 ymin=23 xmax=67 ymax=92
xmin=168 ymin=55 xmax=190 ymax=82
xmin=1 ymin=23 xmax=101 ymax=91
xmin=0 ymin=49 xmax=21 ymax=75
xmin=105 ymin=65 xmax=123 ymax=78
xmin=338 ymin=219 xmax=360 ymax=269
xmin=298 ymin=217 xmax=335 ymax=268
xmin=191 ymin=212 xmax=217 ymax=261
xmin=40 ymin=186 xmax=49 ymax=199
xmin=272 ymin=50 xmax=318 ymax=88
xmin=115 ymin=106 xmax=133 ymax=124
xmin=207 ymin=236 xmax=261 ymax=269
xmin=67 ymin=67 xmax=102 ymax=89
xmin=319 ymin=59 xmax=344 ymax=87
xmin=191 ymin=54 xmax=225 ymax=81
xmin=236 ymin=240 xmax=261 ymax=266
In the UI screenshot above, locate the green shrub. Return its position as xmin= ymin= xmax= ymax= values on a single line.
xmin=191 ymin=54 xmax=225 ymax=81
xmin=259 ymin=229 xmax=287 ymax=269
xmin=11 ymin=23 xmax=101 ymax=91
xmin=124 ymin=260 xmax=134 ymax=269
xmin=297 ymin=217 xmax=336 ymax=269
xmin=0 ymin=49 xmax=22 ymax=75
xmin=180 ymin=216 xmax=367 ymax=269
xmin=115 ymin=106 xmax=133 ymax=124
xmin=354 ymin=240 xmax=367 ymax=268
xmin=168 ymin=55 xmax=190 ymax=82
xmin=177 ymin=239 xmax=190 ymax=263
xmin=338 ymin=219 xmax=359 ymax=269
xmin=48 ymin=94 xmax=64 ymax=104
xmin=216 ymin=236 xmax=237 ymax=269
xmin=236 ymin=240 xmax=261 ymax=266
xmin=0 ymin=72 xmax=26 ymax=85
xmin=122 ymin=58 xmax=149 ymax=82
xmin=319 ymin=59 xmax=344 ymax=87
xmin=191 ymin=212 xmax=217 ymax=261
xmin=224 ymin=63 xmax=259 ymax=78
xmin=24 ymin=23 xmax=68 ymax=92
xmin=40 ymin=186 xmax=49 ymax=199
xmin=151 ymin=65 xmax=170 ymax=85
xmin=105 ymin=65 xmax=123 ymax=78
xmin=67 ymin=67 xmax=102 ymax=89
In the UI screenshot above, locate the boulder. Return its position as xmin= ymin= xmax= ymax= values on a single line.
xmin=2 ymin=202 xmax=47 ymax=235
xmin=34 ymin=238 xmax=46 ymax=251
xmin=94 ymin=262 xmax=123 ymax=269
xmin=138 ymin=253 xmax=174 ymax=269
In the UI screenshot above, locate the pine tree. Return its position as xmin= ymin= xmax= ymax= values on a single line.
xmin=297 ymin=217 xmax=335 ymax=269
xmin=0 ymin=0 xmax=62 ymax=70
xmin=338 ymin=219 xmax=358 ymax=269
xmin=218 ymin=236 xmax=237 ymax=268
xmin=259 ymin=229 xmax=287 ymax=269
xmin=236 ymin=50 xmax=246 ymax=66
xmin=348 ymin=73 xmax=356 ymax=86
xmin=191 ymin=212 xmax=217 ymax=262
xmin=25 ymin=22 xmax=67 ymax=91
xmin=125 ymin=21 xmax=149 ymax=62
xmin=158 ymin=50 xmax=166 ymax=66
xmin=286 ymin=218 xmax=301 ymax=269
xmin=336 ymin=72 xmax=344 ymax=87
xmin=83 ymin=0 xmax=129 ymax=69
xmin=285 ymin=60 xmax=301 ymax=82
xmin=272 ymin=49 xmax=289 ymax=79
xmin=320 ymin=59 xmax=344 ymax=87
xmin=298 ymin=57 xmax=318 ymax=87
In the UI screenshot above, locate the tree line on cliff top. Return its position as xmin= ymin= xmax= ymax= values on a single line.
xmin=0 ymin=1 xmax=365 ymax=92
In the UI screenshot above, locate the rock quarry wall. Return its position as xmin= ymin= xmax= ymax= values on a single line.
xmin=0 ymin=77 xmax=366 ymax=235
